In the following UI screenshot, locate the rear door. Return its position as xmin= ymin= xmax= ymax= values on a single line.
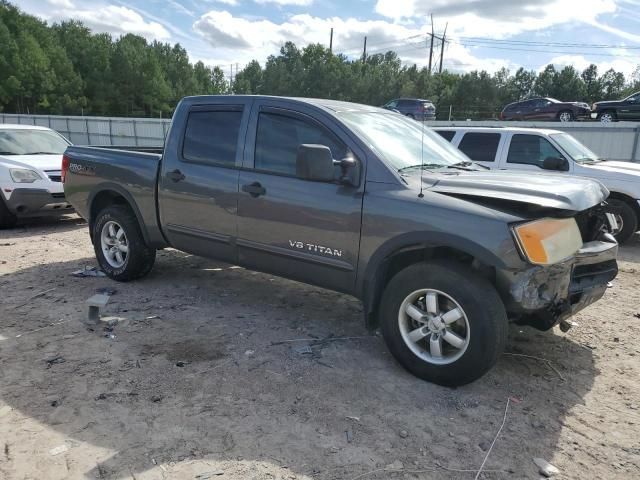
xmin=158 ymin=99 xmax=252 ymax=261
xmin=456 ymin=131 xmax=503 ymax=169
xmin=499 ymin=133 xmax=573 ymax=173
xmin=236 ymin=100 xmax=365 ymax=294
xmin=619 ymin=93 xmax=640 ymax=120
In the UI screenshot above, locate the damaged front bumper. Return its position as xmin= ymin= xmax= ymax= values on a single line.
xmin=497 ymin=237 xmax=618 ymax=331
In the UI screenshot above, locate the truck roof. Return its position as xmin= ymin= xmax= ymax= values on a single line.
xmin=183 ymin=95 xmax=384 ymax=114
xmin=431 ymin=125 xmax=565 ymax=136
xmin=0 ymin=124 xmax=53 ymax=131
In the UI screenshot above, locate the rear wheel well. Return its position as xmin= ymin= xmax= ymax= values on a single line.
xmin=365 ymin=245 xmax=496 ymax=330
xmin=89 ymin=191 xmax=136 ymax=236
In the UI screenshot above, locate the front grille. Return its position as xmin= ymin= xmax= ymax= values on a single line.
xmin=51 ymin=193 xmax=65 ymax=199
xmin=45 ymin=170 xmax=62 ymax=182
xmin=570 ymin=259 xmax=617 ymax=294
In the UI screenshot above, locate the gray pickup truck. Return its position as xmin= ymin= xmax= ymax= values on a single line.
xmin=63 ymin=96 xmax=618 ymax=386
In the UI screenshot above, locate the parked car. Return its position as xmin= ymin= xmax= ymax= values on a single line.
xmin=592 ymin=91 xmax=640 ymax=122
xmin=500 ymin=97 xmax=591 ymax=122
xmin=0 ymin=124 xmax=73 ymax=228
xmin=434 ymin=126 xmax=640 ymax=243
xmin=382 ymin=98 xmax=436 ymax=120
xmin=63 ymin=96 xmax=617 ymax=386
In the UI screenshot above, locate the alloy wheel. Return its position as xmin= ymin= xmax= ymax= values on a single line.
xmin=100 ymin=220 xmax=129 ymax=268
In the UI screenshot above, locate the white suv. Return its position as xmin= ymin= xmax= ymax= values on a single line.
xmin=0 ymin=124 xmax=73 ymax=228
xmin=434 ymin=126 xmax=640 ymax=243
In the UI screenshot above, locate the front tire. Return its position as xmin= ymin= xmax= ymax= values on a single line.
xmin=606 ymin=199 xmax=638 ymax=244
xmin=92 ymin=205 xmax=156 ymax=281
xmin=599 ymin=111 xmax=616 ymax=123
xmin=0 ymin=197 xmax=17 ymax=229
xmin=379 ymin=261 xmax=508 ymax=386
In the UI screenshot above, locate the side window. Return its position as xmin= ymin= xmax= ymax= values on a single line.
xmin=385 ymin=100 xmax=398 ymax=109
xmin=255 ymin=112 xmax=347 ymax=176
xmin=507 ymin=134 xmax=563 ymax=167
xmin=457 ymin=132 xmax=500 ymax=162
xmin=182 ymin=109 xmax=243 ymax=167
xmin=436 ymin=130 xmax=456 ymax=142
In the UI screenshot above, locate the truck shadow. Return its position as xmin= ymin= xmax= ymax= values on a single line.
xmin=0 ymin=248 xmax=601 ymax=479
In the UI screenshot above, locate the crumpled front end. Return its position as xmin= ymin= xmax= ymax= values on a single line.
xmin=497 ymin=205 xmax=618 ymax=331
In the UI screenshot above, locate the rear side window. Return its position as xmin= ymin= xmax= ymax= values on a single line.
xmin=436 ymin=130 xmax=456 ymax=142
xmin=397 ymin=100 xmax=413 ymax=108
xmin=255 ymin=112 xmax=347 ymax=176
xmin=182 ymin=109 xmax=243 ymax=166
xmin=458 ymin=132 xmax=500 ymax=162
xmin=507 ymin=134 xmax=563 ymax=167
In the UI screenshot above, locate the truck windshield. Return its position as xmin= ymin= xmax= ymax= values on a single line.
xmin=550 ymin=133 xmax=600 ymax=163
xmin=338 ymin=112 xmax=471 ymax=171
xmin=0 ymin=129 xmax=70 ymax=155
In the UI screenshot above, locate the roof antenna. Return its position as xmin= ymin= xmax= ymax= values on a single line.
xmin=418 ymin=117 xmax=425 ymax=198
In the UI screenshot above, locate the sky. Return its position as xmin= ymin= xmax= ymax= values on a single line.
xmin=16 ymin=0 xmax=640 ymax=80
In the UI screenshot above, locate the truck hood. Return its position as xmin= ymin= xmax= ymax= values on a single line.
xmin=423 ymin=170 xmax=608 ymax=212
xmin=594 ymin=99 xmax=623 ymax=107
xmin=0 ymin=154 xmax=63 ymax=172
xmin=581 ymin=160 xmax=640 ymax=177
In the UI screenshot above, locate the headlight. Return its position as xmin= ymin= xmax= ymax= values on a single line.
xmin=10 ymin=168 xmax=42 ymax=183
xmin=513 ymin=218 xmax=582 ymax=265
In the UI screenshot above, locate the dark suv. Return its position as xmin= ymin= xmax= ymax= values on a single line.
xmin=383 ymin=98 xmax=436 ymax=120
xmin=501 ymin=97 xmax=591 ymax=122
xmin=593 ymin=91 xmax=640 ymax=122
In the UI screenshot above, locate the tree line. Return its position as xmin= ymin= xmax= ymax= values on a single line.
xmin=1 ymin=1 xmax=639 ymax=119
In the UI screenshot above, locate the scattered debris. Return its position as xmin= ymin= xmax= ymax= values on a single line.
xmin=50 ymin=400 xmax=59 ymax=407
xmin=533 ymin=458 xmax=560 ymax=477
xmin=399 ymin=430 xmax=408 ymax=438
xmin=346 ymin=416 xmax=360 ymax=422
xmin=71 ymin=266 xmax=106 ymax=278
xmin=244 ymin=350 xmax=255 ymax=357
xmin=49 ymin=444 xmax=69 ymax=456
xmin=0 ymin=242 xmax=16 ymax=246
xmin=271 ymin=335 xmax=371 ymax=346
xmin=146 ymin=315 xmax=160 ymax=320
xmin=45 ymin=356 xmax=65 ymax=369
xmin=86 ymin=293 xmax=112 ymax=324
xmin=386 ymin=460 xmax=404 ymax=470
xmin=294 ymin=345 xmax=313 ymax=355
xmin=12 ymin=287 xmax=56 ymax=309
xmin=150 ymin=395 xmax=163 ymax=403
xmin=0 ymin=406 xmax=12 ymax=417
xmin=96 ymin=287 xmax=117 ymax=295
xmin=175 ymin=361 xmax=191 ymax=367
xmin=473 ymin=398 xmax=511 ymax=480
xmin=634 ymin=313 xmax=640 ymax=319
xmin=503 ymin=352 xmax=565 ymax=381
xmin=195 ymin=470 xmax=224 ymax=479
xmin=14 ymin=319 xmax=71 ymax=339
xmin=346 ymin=427 xmax=353 ymax=443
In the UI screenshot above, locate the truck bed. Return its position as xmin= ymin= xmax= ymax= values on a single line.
xmin=63 ymin=145 xmax=165 ymax=246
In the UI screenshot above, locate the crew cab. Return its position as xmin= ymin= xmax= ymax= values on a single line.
xmin=434 ymin=126 xmax=640 ymax=243
xmin=593 ymin=91 xmax=640 ymax=122
xmin=63 ymin=96 xmax=618 ymax=386
xmin=0 ymin=124 xmax=73 ymax=227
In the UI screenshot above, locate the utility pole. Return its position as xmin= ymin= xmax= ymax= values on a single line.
xmin=329 ymin=27 xmax=334 ymax=53
xmin=363 ymin=36 xmax=367 ymax=62
xmin=439 ymin=22 xmax=448 ymax=74
xmin=428 ymin=14 xmax=434 ymax=74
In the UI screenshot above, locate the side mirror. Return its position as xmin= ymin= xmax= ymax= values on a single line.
xmin=542 ymin=156 xmax=569 ymax=171
xmin=296 ymin=144 xmax=335 ymax=182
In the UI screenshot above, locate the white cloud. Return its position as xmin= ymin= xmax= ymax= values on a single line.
xmin=544 ymin=54 xmax=638 ymax=77
xmin=254 ymin=0 xmax=313 ymax=5
xmin=46 ymin=0 xmax=74 ymax=7
xmin=208 ymin=0 xmax=239 ymax=5
xmin=71 ymin=5 xmax=170 ymax=40
xmin=167 ymin=0 xmax=195 ymax=17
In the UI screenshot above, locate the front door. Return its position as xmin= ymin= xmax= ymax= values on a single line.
xmin=619 ymin=93 xmax=640 ymax=120
xmin=499 ymin=133 xmax=573 ymax=173
xmin=236 ymin=101 xmax=365 ymax=294
xmin=158 ymin=99 xmax=252 ymax=261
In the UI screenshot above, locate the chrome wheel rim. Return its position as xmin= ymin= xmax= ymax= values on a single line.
xmin=100 ymin=220 xmax=129 ymax=268
xmin=559 ymin=112 xmax=572 ymax=122
xmin=614 ymin=214 xmax=624 ymax=235
xmin=600 ymin=113 xmax=613 ymax=123
xmin=398 ymin=289 xmax=470 ymax=365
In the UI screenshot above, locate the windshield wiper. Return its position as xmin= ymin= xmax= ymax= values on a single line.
xmin=0 ymin=151 xmax=16 ymax=155
xmin=24 ymin=151 xmax=60 ymax=155
xmin=446 ymin=161 xmax=484 ymax=171
xmin=398 ymin=163 xmax=446 ymax=173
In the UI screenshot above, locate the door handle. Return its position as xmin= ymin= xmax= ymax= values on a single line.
xmin=242 ymin=182 xmax=266 ymax=197
xmin=168 ymin=169 xmax=185 ymax=182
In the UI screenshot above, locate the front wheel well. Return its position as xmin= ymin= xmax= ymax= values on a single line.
xmin=608 ymin=192 xmax=640 ymax=219
xmin=365 ymin=245 xmax=497 ymax=330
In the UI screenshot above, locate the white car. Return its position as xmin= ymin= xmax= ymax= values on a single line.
xmin=0 ymin=124 xmax=73 ymax=228
xmin=434 ymin=126 xmax=640 ymax=243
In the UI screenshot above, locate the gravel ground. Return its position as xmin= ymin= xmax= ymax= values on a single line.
xmin=0 ymin=215 xmax=639 ymax=480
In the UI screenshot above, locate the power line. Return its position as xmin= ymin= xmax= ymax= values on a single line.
xmin=455 ymin=36 xmax=640 ymax=49
xmin=449 ymin=39 xmax=640 ymax=57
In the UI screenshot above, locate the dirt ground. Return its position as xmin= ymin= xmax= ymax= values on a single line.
xmin=0 ymin=215 xmax=639 ymax=480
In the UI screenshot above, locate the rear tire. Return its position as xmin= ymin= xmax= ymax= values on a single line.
xmin=0 ymin=197 xmax=17 ymax=229
xmin=379 ymin=260 xmax=508 ymax=386
xmin=599 ymin=111 xmax=616 ymax=123
xmin=92 ymin=205 xmax=156 ymax=281
xmin=558 ymin=110 xmax=574 ymax=122
xmin=606 ymin=198 xmax=638 ymax=244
